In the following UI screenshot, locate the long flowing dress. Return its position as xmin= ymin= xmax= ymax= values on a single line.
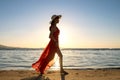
xmin=32 ymin=26 xmax=60 ymax=74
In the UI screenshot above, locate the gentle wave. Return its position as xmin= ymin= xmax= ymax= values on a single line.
xmin=0 ymin=49 xmax=120 ymax=70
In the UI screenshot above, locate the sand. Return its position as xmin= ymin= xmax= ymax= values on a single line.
xmin=0 ymin=69 xmax=120 ymax=80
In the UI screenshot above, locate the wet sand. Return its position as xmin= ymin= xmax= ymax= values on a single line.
xmin=0 ymin=69 xmax=120 ymax=80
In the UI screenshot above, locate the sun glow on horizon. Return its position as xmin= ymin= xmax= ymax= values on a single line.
xmin=59 ymin=21 xmax=76 ymax=48
xmin=0 ymin=0 xmax=120 ymax=48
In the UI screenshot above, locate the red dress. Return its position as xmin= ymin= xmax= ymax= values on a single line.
xmin=32 ymin=26 xmax=60 ymax=74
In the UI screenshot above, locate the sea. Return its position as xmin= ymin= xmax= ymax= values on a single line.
xmin=0 ymin=48 xmax=120 ymax=70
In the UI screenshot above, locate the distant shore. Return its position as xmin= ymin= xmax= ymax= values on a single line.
xmin=0 ymin=48 xmax=120 ymax=50
xmin=0 ymin=68 xmax=120 ymax=80
xmin=1 ymin=44 xmax=120 ymax=50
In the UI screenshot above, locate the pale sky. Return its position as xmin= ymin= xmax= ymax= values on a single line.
xmin=0 ymin=0 xmax=120 ymax=48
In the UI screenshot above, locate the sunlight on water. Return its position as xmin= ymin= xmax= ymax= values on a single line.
xmin=52 ymin=54 xmax=60 ymax=70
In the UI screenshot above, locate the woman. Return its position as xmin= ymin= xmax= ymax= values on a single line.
xmin=32 ymin=15 xmax=68 ymax=75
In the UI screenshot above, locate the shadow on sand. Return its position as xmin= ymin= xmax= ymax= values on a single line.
xmin=21 ymin=72 xmax=68 ymax=80
xmin=21 ymin=74 xmax=51 ymax=80
xmin=60 ymin=73 xmax=68 ymax=80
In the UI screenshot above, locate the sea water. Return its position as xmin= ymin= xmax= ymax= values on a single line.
xmin=0 ymin=49 xmax=120 ymax=70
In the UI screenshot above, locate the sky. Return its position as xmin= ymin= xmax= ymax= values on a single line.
xmin=0 ymin=0 xmax=120 ymax=48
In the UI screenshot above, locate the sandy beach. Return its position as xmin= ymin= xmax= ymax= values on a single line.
xmin=0 ymin=69 xmax=120 ymax=80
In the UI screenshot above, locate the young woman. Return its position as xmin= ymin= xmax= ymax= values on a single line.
xmin=32 ymin=15 xmax=68 ymax=75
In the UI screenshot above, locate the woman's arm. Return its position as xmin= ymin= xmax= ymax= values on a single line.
xmin=49 ymin=26 xmax=59 ymax=48
xmin=49 ymin=27 xmax=56 ymax=42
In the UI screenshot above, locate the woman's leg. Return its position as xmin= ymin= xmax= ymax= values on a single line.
xmin=56 ymin=48 xmax=64 ymax=72
xmin=56 ymin=48 xmax=68 ymax=75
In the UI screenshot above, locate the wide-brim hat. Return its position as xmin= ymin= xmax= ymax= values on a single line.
xmin=51 ymin=15 xmax=62 ymax=20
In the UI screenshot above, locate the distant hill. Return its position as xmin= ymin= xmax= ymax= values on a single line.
xmin=0 ymin=44 xmax=14 ymax=48
xmin=0 ymin=44 xmax=41 ymax=50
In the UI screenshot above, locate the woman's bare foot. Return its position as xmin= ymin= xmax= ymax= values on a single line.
xmin=61 ymin=70 xmax=68 ymax=75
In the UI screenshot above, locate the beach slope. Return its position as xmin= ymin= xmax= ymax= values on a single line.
xmin=0 ymin=69 xmax=120 ymax=80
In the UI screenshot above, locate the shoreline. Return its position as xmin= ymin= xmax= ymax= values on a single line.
xmin=1 ymin=67 xmax=120 ymax=71
xmin=0 ymin=68 xmax=120 ymax=80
